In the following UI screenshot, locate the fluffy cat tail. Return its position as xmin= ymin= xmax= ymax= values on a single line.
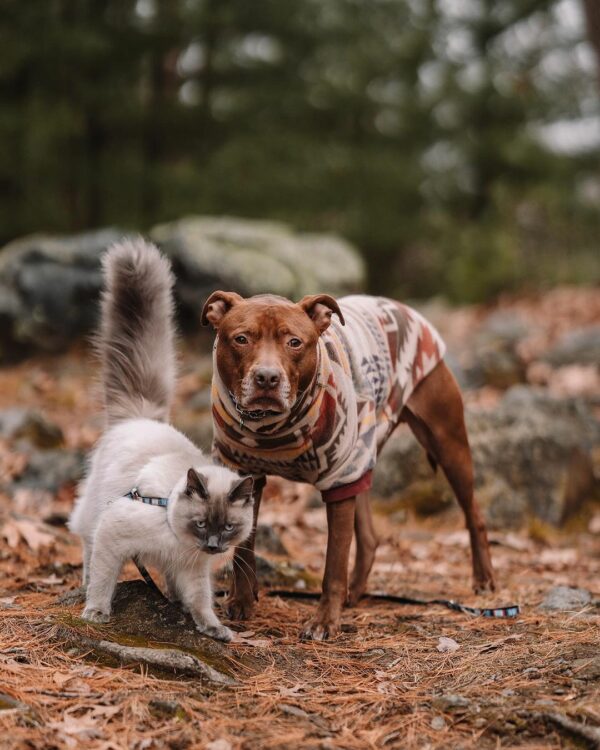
xmin=97 ymin=237 xmax=177 ymax=424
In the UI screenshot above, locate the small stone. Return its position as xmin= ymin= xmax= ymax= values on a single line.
xmin=571 ymin=656 xmax=600 ymax=680
xmin=432 ymin=693 xmax=470 ymax=712
xmin=149 ymin=700 xmax=184 ymax=718
xmin=206 ymin=741 xmax=232 ymax=750
xmin=430 ymin=716 xmax=446 ymax=731
xmin=540 ymin=586 xmax=592 ymax=611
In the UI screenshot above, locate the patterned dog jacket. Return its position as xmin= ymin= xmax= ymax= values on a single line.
xmin=211 ymin=295 xmax=446 ymax=501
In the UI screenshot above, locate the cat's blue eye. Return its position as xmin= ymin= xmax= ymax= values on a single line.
xmin=196 ymin=521 xmax=206 ymax=529
xmin=225 ymin=523 xmax=234 ymax=531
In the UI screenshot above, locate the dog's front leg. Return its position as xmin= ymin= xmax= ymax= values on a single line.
xmin=301 ymin=497 xmax=355 ymax=641
xmin=225 ymin=477 xmax=264 ymax=621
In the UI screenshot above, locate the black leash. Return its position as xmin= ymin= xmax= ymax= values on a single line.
xmin=133 ymin=557 xmax=167 ymax=599
xmin=265 ymin=589 xmax=520 ymax=618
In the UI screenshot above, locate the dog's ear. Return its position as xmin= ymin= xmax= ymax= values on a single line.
xmin=201 ymin=291 xmax=244 ymax=329
xmin=298 ymin=294 xmax=345 ymax=334
xmin=227 ymin=475 xmax=254 ymax=505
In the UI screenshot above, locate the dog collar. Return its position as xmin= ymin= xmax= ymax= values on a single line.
xmin=125 ymin=487 xmax=169 ymax=507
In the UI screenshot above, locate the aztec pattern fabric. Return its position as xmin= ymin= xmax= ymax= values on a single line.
xmin=211 ymin=295 xmax=446 ymax=501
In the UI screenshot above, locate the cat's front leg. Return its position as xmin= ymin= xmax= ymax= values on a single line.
xmin=82 ymin=525 xmax=124 ymax=624
xmin=177 ymin=567 xmax=233 ymax=643
xmin=164 ymin=572 xmax=181 ymax=604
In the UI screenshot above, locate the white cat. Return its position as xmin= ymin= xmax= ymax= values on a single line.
xmin=69 ymin=238 xmax=254 ymax=642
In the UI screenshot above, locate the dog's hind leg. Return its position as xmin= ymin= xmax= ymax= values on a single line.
xmin=403 ymin=361 xmax=496 ymax=593
xmin=347 ymin=492 xmax=379 ymax=606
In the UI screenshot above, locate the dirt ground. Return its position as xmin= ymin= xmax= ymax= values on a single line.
xmin=1 ymin=288 xmax=599 ymax=750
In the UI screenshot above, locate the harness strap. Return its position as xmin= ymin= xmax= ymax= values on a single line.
xmin=125 ymin=487 xmax=169 ymax=507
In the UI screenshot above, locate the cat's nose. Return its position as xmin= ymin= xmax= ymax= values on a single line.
xmin=206 ymin=536 xmax=220 ymax=553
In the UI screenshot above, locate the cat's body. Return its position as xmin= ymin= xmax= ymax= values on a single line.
xmin=69 ymin=239 xmax=253 ymax=642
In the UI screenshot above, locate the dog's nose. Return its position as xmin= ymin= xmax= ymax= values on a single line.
xmin=254 ymin=367 xmax=281 ymax=390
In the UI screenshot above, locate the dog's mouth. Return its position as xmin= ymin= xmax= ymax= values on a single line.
xmin=230 ymin=391 xmax=289 ymax=420
xmin=246 ymin=396 xmax=286 ymax=412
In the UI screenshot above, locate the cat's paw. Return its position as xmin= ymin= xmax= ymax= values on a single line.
xmin=81 ymin=606 xmax=110 ymax=624
xmin=197 ymin=623 xmax=234 ymax=643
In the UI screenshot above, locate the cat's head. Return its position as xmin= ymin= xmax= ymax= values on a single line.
xmin=168 ymin=466 xmax=254 ymax=555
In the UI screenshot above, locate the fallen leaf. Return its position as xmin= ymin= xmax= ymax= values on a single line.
xmin=32 ymin=574 xmax=64 ymax=586
xmin=53 ymin=671 xmax=73 ymax=688
xmin=1 ymin=517 xmax=56 ymax=551
xmin=1 ymin=521 xmax=21 ymax=548
xmin=497 ymin=533 xmax=532 ymax=552
xmin=539 ymin=548 xmax=577 ymax=566
xmin=437 ymin=637 xmax=460 ymax=653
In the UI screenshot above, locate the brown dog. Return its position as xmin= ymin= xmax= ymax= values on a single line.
xmin=201 ymin=292 xmax=495 ymax=640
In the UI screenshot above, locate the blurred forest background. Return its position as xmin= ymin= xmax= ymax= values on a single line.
xmin=1 ymin=0 xmax=599 ymax=301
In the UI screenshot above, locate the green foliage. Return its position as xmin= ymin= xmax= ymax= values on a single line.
xmin=0 ymin=0 xmax=598 ymax=301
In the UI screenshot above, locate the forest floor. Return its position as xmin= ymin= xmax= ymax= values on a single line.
xmin=0 ymin=287 xmax=599 ymax=750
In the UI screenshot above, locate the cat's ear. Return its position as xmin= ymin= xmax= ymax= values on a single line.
xmin=227 ymin=476 xmax=254 ymax=505
xmin=186 ymin=468 xmax=209 ymax=500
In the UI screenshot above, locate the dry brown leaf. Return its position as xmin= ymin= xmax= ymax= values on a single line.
xmin=437 ymin=637 xmax=460 ymax=653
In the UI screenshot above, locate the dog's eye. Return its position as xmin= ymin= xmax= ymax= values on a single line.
xmin=288 ymin=338 xmax=302 ymax=348
xmin=224 ymin=523 xmax=234 ymax=531
xmin=234 ymin=335 xmax=248 ymax=345
xmin=196 ymin=520 xmax=206 ymax=529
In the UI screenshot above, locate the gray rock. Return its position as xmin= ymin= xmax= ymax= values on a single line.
xmin=7 ymin=449 xmax=85 ymax=493
xmin=0 ymin=408 xmax=64 ymax=449
xmin=457 ymin=311 xmax=531 ymax=390
xmin=540 ymin=586 xmax=592 ymax=611
xmin=571 ymin=656 xmax=600 ymax=680
xmin=544 ymin=325 xmax=600 ymax=367
xmin=255 ymin=524 xmax=288 ymax=555
xmin=54 ymin=580 xmax=243 ymax=683
xmin=374 ymin=387 xmax=599 ymax=528
xmin=150 ymin=216 xmax=365 ymax=319
xmin=0 ymin=229 xmax=126 ymax=360
xmin=0 ymin=219 xmax=365 ymax=362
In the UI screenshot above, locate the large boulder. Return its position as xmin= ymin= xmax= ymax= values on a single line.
xmin=0 ymin=229 xmax=125 ymax=361
xmin=373 ymin=387 xmax=599 ymax=528
xmin=150 ymin=216 xmax=365 ymax=323
xmin=0 ymin=218 xmax=366 ymax=362
xmin=543 ymin=325 xmax=600 ymax=367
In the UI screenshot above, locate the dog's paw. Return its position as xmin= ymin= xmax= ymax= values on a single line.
xmin=473 ymin=577 xmax=496 ymax=595
xmin=300 ymin=613 xmax=341 ymax=642
xmin=197 ymin=623 xmax=234 ymax=643
xmin=81 ymin=606 xmax=110 ymax=624
xmin=225 ymin=594 xmax=255 ymax=621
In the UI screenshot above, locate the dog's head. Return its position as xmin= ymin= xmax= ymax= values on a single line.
xmin=201 ymin=292 xmax=344 ymax=417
